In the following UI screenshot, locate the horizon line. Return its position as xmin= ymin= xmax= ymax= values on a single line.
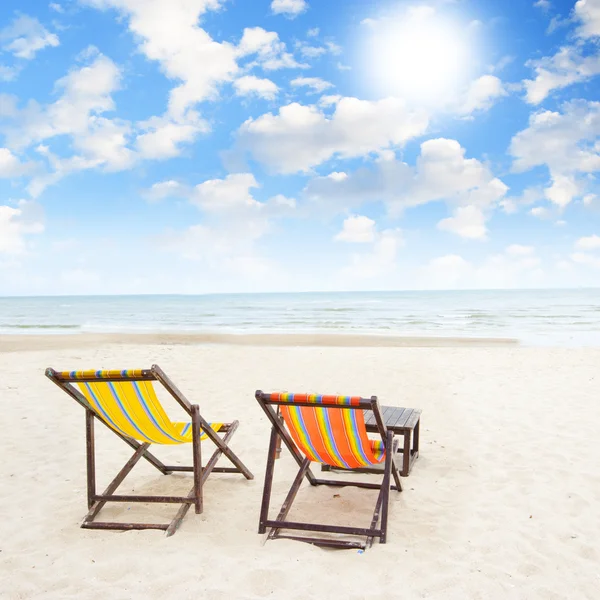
xmin=1 ymin=286 xmax=599 ymax=299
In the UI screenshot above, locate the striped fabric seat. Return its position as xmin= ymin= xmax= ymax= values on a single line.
xmin=275 ymin=393 xmax=364 ymax=406
xmin=60 ymin=369 xmax=147 ymax=379
xmin=274 ymin=393 xmax=386 ymax=469
xmin=75 ymin=379 xmax=222 ymax=444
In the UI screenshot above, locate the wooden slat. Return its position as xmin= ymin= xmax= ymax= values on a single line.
xmin=389 ymin=408 xmax=409 ymax=428
xmin=364 ymin=409 xmax=376 ymax=427
xmin=403 ymin=409 xmax=422 ymax=430
xmin=394 ymin=408 xmax=414 ymax=428
xmin=381 ymin=406 xmax=389 ymax=419
xmin=382 ymin=405 xmax=395 ymax=427
xmin=382 ymin=406 xmax=395 ymax=422
xmin=364 ymin=405 xmax=422 ymax=432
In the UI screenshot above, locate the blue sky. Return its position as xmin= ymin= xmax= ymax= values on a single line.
xmin=0 ymin=0 xmax=599 ymax=295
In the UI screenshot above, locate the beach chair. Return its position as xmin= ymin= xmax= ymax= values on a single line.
xmin=45 ymin=365 xmax=254 ymax=536
xmin=255 ymin=391 xmax=402 ymax=550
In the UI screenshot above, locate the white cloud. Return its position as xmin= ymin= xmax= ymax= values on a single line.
xmin=570 ymin=252 xmax=600 ymax=267
xmin=575 ymin=234 xmax=600 ymax=250
xmin=4 ymin=53 xmax=122 ymax=151
xmin=510 ymin=100 xmax=600 ymax=207
xmin=325 ymin=41 xmax=342 ymax=55
xmin=335 ymin=215 xmax=376 ymax=243
xmin=237 ymin=27 xmax=307 ymax=71
xmin=575 ymin=0 xmax=600 ymax=38
xmin=500 ymin=186 xmax=544 ymax=214
xmin=236 ymin=97 xmax=429 ymax=174
xmin=534 ymin=0 xmax=551 ymax=10
xmin=0 ymin=201 xmax=44 ymax=255
xmin=298 ymin=45 xmax=325 ymax=58
xmin=0 ymin=64 xmax=21 ymax=82
xmin=430 ymin=254 xmax=470 ymax=272
xmin=145 ymin=173 xmax=296 ymax=218
xmin=1 ymin=48 xmax=217 ymax=193
xmin=511 ymin=103 xmax=600 ymax=173
xmin=339 ymin=228 xmax=403 ymax=280
xmin=506 ymin=244 xmax=535 ymax=256
xmin=421 ymin=245 xmax=543 ymax=289
xmin=296 ymin=40 xmax=342 ymax=60
xmin=49 ymin=3 xmax=65 ymax=13
xmin=191 ymin=173 xmax=261 ymax=212
xmin=237 ymin=27 xmax=278 ymax=56
xmin=144 ymin=180 xmax=188 ymax=202
xmin=291 ymin=77 xmax=333 ymax=93
xmin=0 ymin=15 xmax=59 ymax=60
xmin=422 ymin=254 xmax=472 ymax=289
xmin=271 ymin=0 xmax=308 ymax=18
xmin=0 ymin=53 xmax=144 ymax=194
xmin=530 ymin=206 xmax=550 ymax=218
xmin=269 ymin=194 xmax=297 ymax=209
xmin=0 ymin=148 xmax=31 ymax=178
xmin=489 ymin=55 xmax=515 ymax=74
xmin=523 ymin=46 xmax=600 ymax=105
xmin=160 ymin=223 xmax=275 ymax=278
xmin=80 ymin=0 xmax=239 ymax=164
xmin=523 ymin=1 xmax=600 ymax=104
xmin=152 ymin=172 xmax=294 ymax=278
xmin=456 ymin=75 xmax=507 ymax=116
xmin=136 ymin=112 xmax=208 ymax=159
xmin=74 ymin=116 xmax=135 ymax=171
xmin=234 ymin=75 xmax=278 ymax=100
xmin=305 ymin=139 xmax=508 ymax=223
xmin=544 ymin=174 xmax=579 ymax=207
xmin=82 ymin=0 xmax=237 ymax=117
xmin=438 ymin=205 xmax=488 ymax=240
xmin=318 ymin=94 xmax=342 ymax=107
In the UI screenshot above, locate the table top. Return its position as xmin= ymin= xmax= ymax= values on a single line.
xmin=364 ymin=406 xmax=421 ymax=431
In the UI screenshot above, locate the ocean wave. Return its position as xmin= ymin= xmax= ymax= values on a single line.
xmin=2 ymin=290 xmax=600 ymax=346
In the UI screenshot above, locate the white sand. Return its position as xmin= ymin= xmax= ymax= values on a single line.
xmin=1 ymin=336 xmax=599 ymax=599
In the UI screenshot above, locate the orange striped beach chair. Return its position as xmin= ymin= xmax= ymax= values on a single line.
xmin=46 ymin=365 xmax=253 ymax=536
xmin=255 ymin=391 xmax=402 ymax=549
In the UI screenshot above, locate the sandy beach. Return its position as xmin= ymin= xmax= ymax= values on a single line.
xmin=2 ymin=335 xmax=600 ymax=599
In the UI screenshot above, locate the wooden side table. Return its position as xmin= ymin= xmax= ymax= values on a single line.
xmin=322 ymin=406 xmax=421 ymax=477
xmin=365 ymin=406 xmax=421 ymax=476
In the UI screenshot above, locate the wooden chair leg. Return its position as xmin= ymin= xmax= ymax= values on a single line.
xmin=258 ymin=425 xmax=280 ymax=534
xmin=85 ymin=410 xmax=96 ymax=510
xmin=268 ymin=458 xmax=311 ymax=540
xmin=380 ymin=431 xmax=394 ymax=543
xmin=82 ymin=442 xmax=151 ymax=525
xmin=191 ymin=405 xmax=203 ymax=515
xmin=196 ymin=416 xmax=254 ymax=480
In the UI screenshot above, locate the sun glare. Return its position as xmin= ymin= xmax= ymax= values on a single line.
xmin=363 ymin=8 xmax=472 ymax=106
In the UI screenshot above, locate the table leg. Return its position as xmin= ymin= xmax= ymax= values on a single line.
xmin=402 ymin=431 xmax=411 ymax=477
xmin=413 ymin=418 xmax=420 ymax=454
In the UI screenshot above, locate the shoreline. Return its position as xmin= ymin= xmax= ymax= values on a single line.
xmin=0 ymin=332 xmax=520 ymax=352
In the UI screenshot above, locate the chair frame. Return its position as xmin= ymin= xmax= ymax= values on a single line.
xmin=255 ymin=391 xmax=402 ymax=550
xmin=46 ymin=364 xmax=253 ymax=536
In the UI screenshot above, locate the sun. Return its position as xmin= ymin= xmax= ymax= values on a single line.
xmin=362 ymin=7 xmax=472 ymax=106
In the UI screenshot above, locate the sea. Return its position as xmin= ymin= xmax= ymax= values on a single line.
xmin=1 ymin=289 xmax=600 ymax=346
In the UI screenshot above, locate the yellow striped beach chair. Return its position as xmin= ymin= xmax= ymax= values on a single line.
xmin=255 ymin=391 xmax=402 ymax=549
xmin=46 ymin=365 xmax=253 ymax=536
